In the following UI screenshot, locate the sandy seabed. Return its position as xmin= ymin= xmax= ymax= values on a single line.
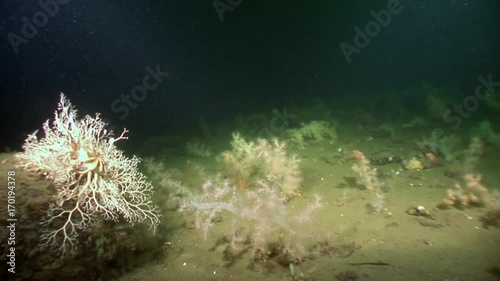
xmin=2 ymin=126 xmax=499 ymax=281
xmin=123 ymin=129 xmax=500 ymax=281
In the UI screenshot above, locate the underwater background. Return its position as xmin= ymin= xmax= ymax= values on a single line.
xmin=1 ymin=0 xmax=500 ymax=281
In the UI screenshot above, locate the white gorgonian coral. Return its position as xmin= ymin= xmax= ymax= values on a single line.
xmin=16 ymin=93 xmax=160 ymax=256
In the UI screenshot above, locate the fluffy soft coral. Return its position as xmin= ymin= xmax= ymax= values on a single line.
xmin=16 ymin=93 xmax=160 ymax=255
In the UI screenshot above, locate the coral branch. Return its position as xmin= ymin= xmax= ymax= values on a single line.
xmin=180 ymin=179 xmax=323 ymax=261
xmin=16 ymin=93 xmax=160 ymax=255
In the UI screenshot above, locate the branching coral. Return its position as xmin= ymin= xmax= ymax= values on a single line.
xmin=221 ymin=133 xmax=260 ymax=187
xmin=443 ymin=174 xmax=497 ymax=208
xmin=286 ymin=121 xmax=337 ymax=148
xmin=16 ymin=93 xmax=160 ymax=255
xmin=478 ymin=120 xmax=500 ymax=149
xmin=180 ymin=179 xmax=323 ymax=261
xmin=221 ymin=133 xmax=302 ymax=197
xmin=351 ymin=150 xmax=386 ymax=212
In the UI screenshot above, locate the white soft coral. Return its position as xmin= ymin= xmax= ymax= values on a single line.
xmin=16 ymin=93 xmax=160 ymax=255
